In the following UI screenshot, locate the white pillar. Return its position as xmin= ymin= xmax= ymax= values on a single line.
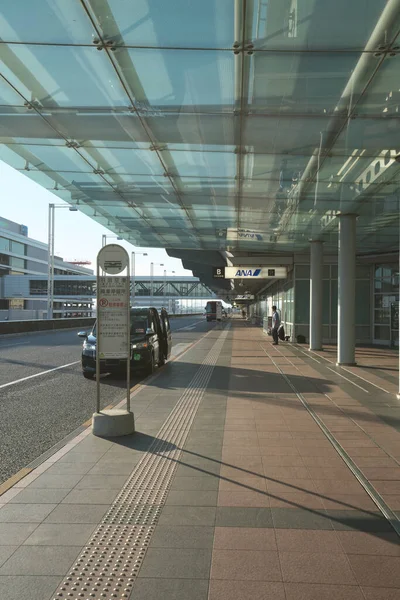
xmin=310 ymin=240 xmax=323 ymax=351
xmin=337 ymin=214 xmax=357 ymax=366
xmin=47 ymin=204 xmax=55 ymax=320
xmin=131 ymin=252 xmax=135 ymax=306
xmin=397 ymin=252 xmax=400 ymax=400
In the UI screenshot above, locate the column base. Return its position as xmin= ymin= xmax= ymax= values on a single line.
xmin=397 ymin=393 xmax=400 ymax=401
xmin=92 ymin=410 xmax=135 ymax=437
xmin=309 ymin=347 xmax=323 ymax=352
xmin=336 ymin=362 xmax=357 ymax=367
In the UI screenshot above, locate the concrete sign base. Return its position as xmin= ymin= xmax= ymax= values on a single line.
xmin=92 ymin=409 xmax=135 ymax=437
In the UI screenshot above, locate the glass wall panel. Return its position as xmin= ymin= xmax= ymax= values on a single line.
xmin=355 ymin=280 xmax=371 ymax=325
xmin=10 ymin=257 xmax=25 ymax=270
xmin=252 ymin=52 xmax=361 ymax=116
xmin=295 ymin=265 xmax=310 ymax=278
xmin=330 ymin=280 xmax=338 ymax=325
xmin=0 ymin=237 xmax=10 ymax=252
xmin=374 ymin=309 xmax=390 ymax=324
xmin=322 ymin=280 xmax=330 ymax=324
xmin=373 ymin=262 xmax=399 ymax=343
xmin=295 ymin=280 xmax=310 ymax=324
xmin=10 ymin=240 xmax=25 ymax=255
xmin=0 ymin=0 xmax=95 ymax=44
xmin=250 ymin=0 xmax=388 ymax=51
xmin=374 ymin=326 xmax=390 ymax=341
xmin=125 ymin=49 xmax=234 ymax=109
xmin=96 ymin=0 xmax=235 ymax=49
xmin=1 ymin=45 xmax=129 ymax=108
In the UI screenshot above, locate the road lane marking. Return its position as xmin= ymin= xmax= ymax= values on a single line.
xmin=175 ymin=322 xmax=202 ymax=331
xmin=0 ymin=361 xmax=80 ymax=390
xmin=0 ymin=341 xmax=31 ymax=349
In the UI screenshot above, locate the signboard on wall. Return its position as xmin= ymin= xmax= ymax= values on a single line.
xmin=391 ymin=302 xmax=399 ymax=332
xmin=224 ymin=266 xmax=287 ymax=279
xmin=226 ymin=228 xmax=264 ymax=242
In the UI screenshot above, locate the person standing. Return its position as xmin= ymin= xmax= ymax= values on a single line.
xmin=271 ymin=305 xmax=280 ymax=345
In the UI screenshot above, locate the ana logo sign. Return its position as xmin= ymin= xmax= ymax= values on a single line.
xmin=235 ymin=269 xmax=262 ymax=277
xmin=226 ymin=228 xmax=264 ymax=242
xmin=225 ymin=266 xmax=288 ymax=279
xmin=238 ymin=231 xmax=263 ymax=241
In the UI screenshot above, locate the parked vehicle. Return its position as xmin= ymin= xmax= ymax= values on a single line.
xmin=78 ymin=307 xmax=171 ymax=379
xmin=205 ymin=300 xmax=223 ymax=322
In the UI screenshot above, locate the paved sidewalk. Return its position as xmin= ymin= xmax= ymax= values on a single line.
xmin=0 ymin=321 xmax=399 ymax=600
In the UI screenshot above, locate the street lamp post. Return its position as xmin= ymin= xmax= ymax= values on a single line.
xmin=47 ymin=203 xmax=78 ymax=320
xmin=163 ymin=269 xmax=175 ymax=300
xmin=102 ymin=234 xmax=122 ymax=247
xmin=131 ymin=251 xmax=148 ymax=305
xmin=150 ymin=262 xmax=164 ymax=298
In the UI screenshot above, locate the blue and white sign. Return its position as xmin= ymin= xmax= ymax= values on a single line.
xmin=226 ymin=228 xmax=264 ymax=242
xmin=225 ymin=266 xmax=287 ymax=279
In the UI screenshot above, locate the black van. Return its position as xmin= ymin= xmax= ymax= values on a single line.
xmin=78 ymin=307 xmax=172 ymax=379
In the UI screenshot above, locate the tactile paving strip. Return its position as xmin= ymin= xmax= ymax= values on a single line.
xmin=52 ymin=327 xmax=229 ymax=600
xmin=88 ymin=525 xmax=153 ymax=548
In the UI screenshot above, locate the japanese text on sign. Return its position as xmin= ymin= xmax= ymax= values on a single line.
xmin=97 ymin=276 xmax=129 ymax=359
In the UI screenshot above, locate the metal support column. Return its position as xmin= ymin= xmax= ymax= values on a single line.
xmin=131 ymin=252 xmax=135 ymax=306
xmin=337 ymin=214 xmax=357 ymax=366
xmin=310 ymin=241 xmax=323 ymax=351
xmin=47 ymin=203 xmax=55 ymax=320
xmin=397 ymin=252 xmax=400 ymax=400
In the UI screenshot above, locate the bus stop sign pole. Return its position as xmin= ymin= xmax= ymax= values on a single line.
xmin=92 ymin=244 xmax=135 ymax=437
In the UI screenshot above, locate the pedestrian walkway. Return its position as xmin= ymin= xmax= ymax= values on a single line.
xmin=0 ymin=320 xmax=399 ymax=600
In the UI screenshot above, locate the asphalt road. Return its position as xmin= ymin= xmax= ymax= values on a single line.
xmin=0 ymin=316 xmax=213 ymax=484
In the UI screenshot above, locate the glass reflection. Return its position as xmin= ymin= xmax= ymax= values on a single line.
xmin=93 ymin=0 xmax=235 ymax=48
xmin=123 ymin=49 xmax=234 ymax=109
xmin=250 ymin=0 xmax=389 ymax=51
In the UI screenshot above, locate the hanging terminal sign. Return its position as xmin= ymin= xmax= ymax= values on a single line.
xmin=213 ymin=266 xmax=287 ymax=279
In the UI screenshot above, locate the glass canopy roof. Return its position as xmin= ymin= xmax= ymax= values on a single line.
xmin=0 ymin=0 xmax=399 ymax=255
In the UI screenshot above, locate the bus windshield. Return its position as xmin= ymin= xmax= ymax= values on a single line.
xmin=206 ymin=301 xmax=217 ymax=314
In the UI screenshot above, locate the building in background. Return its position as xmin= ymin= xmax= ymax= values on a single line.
xmin=0 ymin=217 xmax=93 ymax=321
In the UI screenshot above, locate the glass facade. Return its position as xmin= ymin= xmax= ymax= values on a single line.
xmin=252 ymin=262 xmax=374 ymax=344
xmin=294 ymin=264 xmax=372 ymax=343
xmin=373 ymin=263 xmax=399 ymax=345
xmin=0 ymin=237 xmax=10 ymax=252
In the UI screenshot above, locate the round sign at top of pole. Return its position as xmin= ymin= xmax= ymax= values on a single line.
xmin=98 ymin=244 xmax=129 ymax=274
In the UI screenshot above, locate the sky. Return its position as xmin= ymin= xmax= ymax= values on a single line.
xmin=0 ymin=160 xmax=191 ymax=277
